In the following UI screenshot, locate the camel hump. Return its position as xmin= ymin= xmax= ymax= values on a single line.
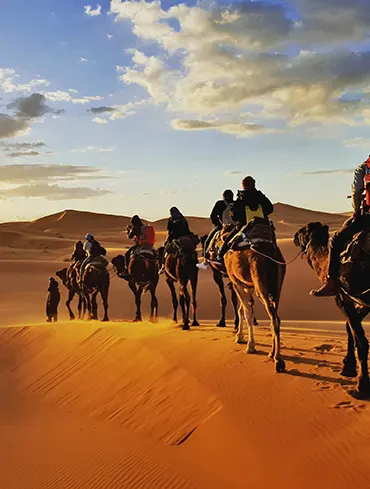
xmin=341 ymin=229 xmax=370 ymax=264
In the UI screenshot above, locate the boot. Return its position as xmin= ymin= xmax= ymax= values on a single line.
xmin=310 ymin=277 xmax=338 ymax=297
xmin=196 ymin=259 xmax=209 ymax=271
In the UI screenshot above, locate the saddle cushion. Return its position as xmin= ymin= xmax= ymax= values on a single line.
xmin=133 ymin=245 xmax=157 ymax=260
xmin=341 ymin=229 xmax=370 ymax=264
xmin=230 ymin=218 xmax=276 ymax=250
xmin=172 ymin=234 xmax=200 ymax=254
xmin=88 ymin=255 xmax=109 ymax=269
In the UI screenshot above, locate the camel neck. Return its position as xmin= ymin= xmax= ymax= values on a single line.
xmin=308 ymin=244 xmax=329 ymax=282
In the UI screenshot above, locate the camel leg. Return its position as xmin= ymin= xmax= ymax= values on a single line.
xmin=339 ymin=306 xmax=369 ymax=377
xmin=149 ymin=285 xmax=158 ymax=323
xmin=101 ymin=287 xmax=109 ymax=322
xmin=229 ymin=283 xmax=240 ymax=331
xmin=85 ymin=293 xmax=92 ymax=320
xmin=256 ymin=286 xmax=285 ymax=373
xmin=166 ymin=278 xmax=178 ymax=323
xmin=179 ymin=282 xmax=190 ymax=330
xmin=340 ymin=322 xmax=357 ymax=378
xmin=338 ymin=301 xmax=370 ymax=399
xmin=214 ymin=270 xmax=227 ymax=327
xmin=91 ymin=291 xmax=98 ymax=320
xmin=66 ymin=290 xmax=75 ymax=320
xmin=78 ymin=293 xmax=85 ymax=320
xmin=232 ymin=282 xmax=255 ymax=349
xmin=129 ymin=281 xmax=142 ymax=322
xmin=249 ymin=295 xmax=258 ymax=326
xmin=190 ymin=271 xmax=199 ymax=327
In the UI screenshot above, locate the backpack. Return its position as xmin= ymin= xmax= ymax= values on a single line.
xmin=140 ymin=225 xmax=156 ymax=247
xmin=222 ymin=202 xmax=234 ymax=225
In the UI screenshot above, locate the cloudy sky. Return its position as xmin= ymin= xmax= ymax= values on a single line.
xmin=1 ymin=0 xmax=370 ymax=221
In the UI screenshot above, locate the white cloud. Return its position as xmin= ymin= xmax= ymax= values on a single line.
xmin=71 ymin=146 xmax=114 ymax=153
xmin=110 ymin=0 xmax=370 ymax=136
xmin=1 ymin=183 xmax=111 ymax=201
xmin=79 ymin=57 xmax=89 ymax=63
xmin=0 ymin=68 xmax=49 ymax=94
xmin=344 ymin=137 xmax=370 ymax=148
xmin=171 ymin=119 xmax=276 ymax=137
xmin=84 ymin=4 xmax=102 ymax=16
xmin=107 ymin=34 xmax=113 ymax=39
xmin=92 ymin=117 xmax=108 ymax=124
xmin=43 ymin=90 xmax=103 ymax=104
xmin=0 ymin=164 xmax=108 ymax=183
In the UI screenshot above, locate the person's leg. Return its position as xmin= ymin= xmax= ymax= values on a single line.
xmin=217 ymin=228 xmax=238 ymax=262
xmin=311 ymin=216 xmax=362 ymax=296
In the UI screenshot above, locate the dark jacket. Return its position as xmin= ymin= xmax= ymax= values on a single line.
xmin=167 ymin=216 xmax=191 ymax=241
xmin=128 ymin=224 xmax=142 ymax=241
xmin=233 ymin=189 xmax=274 ymax=226
xmin=210 ymin=200 xmax=233 ymax=227
xmin=71 ymin=249 xmax=87 ymax=262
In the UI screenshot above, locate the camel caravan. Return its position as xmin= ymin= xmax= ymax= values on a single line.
xmin=54 ymin=158 xmax=370 ymax=399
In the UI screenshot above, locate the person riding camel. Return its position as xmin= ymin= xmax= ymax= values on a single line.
xmin=216 ymin=176 xmax=274 ymax=263
xmin=120 ymin=215 xmax=156 ymax=277
xmin=71 ymin=240 xmax=87 ymax=263
xmin=158 ymin=207 xmax=192 ymax=274
xmin=79 ymin=233 xmax=106 ymax=282
xmin=197 ymin=189 xmax=235 ymax=270
xmin=311 ymin=155 xmax=370 ymax=297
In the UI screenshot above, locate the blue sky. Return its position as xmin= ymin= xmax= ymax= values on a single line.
xmin=1 ymin=0 xmax=370 ymax=221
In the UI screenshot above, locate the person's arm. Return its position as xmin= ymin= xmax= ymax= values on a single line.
xmin=183 ymin=218 xmax=191 ymax=234
xmin=352 ymin=163 xmax=366 ymax=213
xmin=167 ymin=220 xmax=174 ymax=240
xmin=210 ymin=202 xmax=222 ymax=227
xmin=232 ymin=200 xmax=244 ymax=226
xmin=259 ymin=191 xmax=274 ymax=216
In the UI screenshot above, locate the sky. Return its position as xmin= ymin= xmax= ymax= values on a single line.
xmin=1 ymin=0 xmax=370 ymax=222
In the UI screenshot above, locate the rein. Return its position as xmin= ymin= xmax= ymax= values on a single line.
xmin=249 ymin=245 xmax=304 ymax=266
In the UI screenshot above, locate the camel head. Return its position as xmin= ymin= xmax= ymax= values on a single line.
xmin=294 ymin=222 xmax=329 ymax=251
xmin=55 ymin=268 xmax=68 ymax=285
xmin=111 ymin=255 xmax=125 ymax=274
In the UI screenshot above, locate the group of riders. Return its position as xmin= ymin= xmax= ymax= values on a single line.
xmin=64 ymin=155 xmax=370 ymax=298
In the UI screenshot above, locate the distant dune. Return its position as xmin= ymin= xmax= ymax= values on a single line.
xmin=0 ymin=203 xmax=347 ymax=252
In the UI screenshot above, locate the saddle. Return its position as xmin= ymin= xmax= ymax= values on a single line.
xmin=230 ymin=218 xmax=276 ymax=250
xmin=340 ymin=229 xmax=370 ymax=264
xmin=132 ymin=245 xmax=157 ymax=261
xmin=86 ymin=255 xmax=109 ymax=271
xmin=171 ymin=234 xmax=200 ymax=255
xmin=207 ymin=225 xmax=235 ymax=261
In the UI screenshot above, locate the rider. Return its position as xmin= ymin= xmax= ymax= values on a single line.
xmin=158 ymin=207 xmax=192 ymax=274
xmin=120 ymin=215 xmax=145 ymax=277
xmin=79 ymin=233 xmax=101 ymax=280
xmin=216 ymin=176 xmax=274 ymax=263
xmin=197 ymin=189 xmax=235 ymax=270
xmin=71 ymin=240 xmax=87 ymax=263
xmin=311 ymin=155 xmax=370 ymax=297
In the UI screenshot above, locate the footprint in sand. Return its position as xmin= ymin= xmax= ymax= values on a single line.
xmin=314 ymin=344 xmax=335 ymax=353
xmin=316 ymin=381 xmax=332 ymax=391
xmin=333 ymin=400 xmax=354 ymax=409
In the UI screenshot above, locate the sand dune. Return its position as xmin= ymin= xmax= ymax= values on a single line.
xmin=1 ymin=205 xmax=369 ymax=488
xmin=0 ymin=321 xmax=369 ymax=488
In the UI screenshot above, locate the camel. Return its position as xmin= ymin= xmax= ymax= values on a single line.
xmin=224 ymin=241 xmax=286 ymax=372
xmin=80 ymin=261 xmax=110 ymax=322
xmin=294 ymin=221 xmax=370 ymax=399
xmin=158 ymin=239 xmax=199 ymax=330
xmin=112 ymin=248 xmax=159 ymax=322
xmin=56 ymin=265 xmax=86 ymax=320
xmin=200 ymin=232 xmax=258 ymax=329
